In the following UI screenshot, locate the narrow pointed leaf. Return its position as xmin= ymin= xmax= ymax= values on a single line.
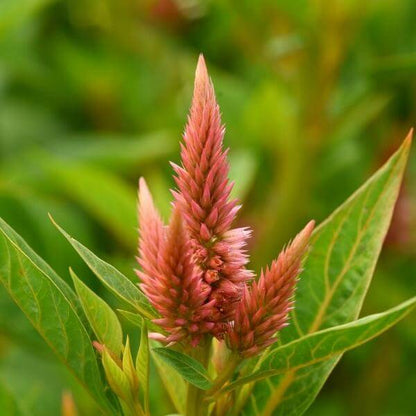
xmin=0 ymin=217 xmax=114 ymax=414
xmin=70 ymin=268 xmax=123 ymax=355
xmin=152 ymin=348 xmax=213 ymax=390
xmin=50 ymin=216 xmax=156 ymax=320
xmin=102 ymin=349 xmax=131 ymax=403
xmin=123 ymin=337 xmax=138 ymax=392
xmin=242 ymin=134 xmax=412 ymax=416
xmin=219 ymin=296 xmax=416 ymax=394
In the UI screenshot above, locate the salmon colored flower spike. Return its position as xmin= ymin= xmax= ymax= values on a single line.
xmin=137 ymin=179 xmax=215 ymax=346
xmin=136 ymin=55 xmax=314 ymax=351
xmin=227 ymin=220 xmax=315 ymax=357
xmin=172 ymin=55 xmax=252 ymax=332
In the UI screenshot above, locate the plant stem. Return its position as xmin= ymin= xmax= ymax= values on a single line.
xmin=185 ymin=338 xmax=211 ymax=416
xmin=120 ymin=400 xmax=145 ymax=416
xmin=206 ymin=353 xmax=241 ymax=400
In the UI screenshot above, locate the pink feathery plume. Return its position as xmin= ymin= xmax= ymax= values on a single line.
xmin=137 ymin=178 xmax=215 ymax=346
xmin=172 ymin=55 xmax=252 ymax=331
xmin=227 ymin=221 xmax=315 ymax=357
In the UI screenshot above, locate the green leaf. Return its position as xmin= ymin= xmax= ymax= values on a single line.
xmin=151 ymin=342 xmax=186 ymax=415
xmin=219 ymin=296 xmax=416 ymax=395
xmin=0 ymin=216 xmax=80 ymax=311
xmin=118 ymin=309 xmax=144 ymax=328
xmin=136 ymin=320 xmax=150 ymax=414
xmin=50 ymin=216 xmax=156 ymax=321
xmin=0 ymin=217 xmax=114 ymax=414
xmin=152 ymin=348 xmax=213 ymax=390
xmin=70 ymin=268 xmax=123 ymax=355
xmin=122 ymin=337 xmax=138 ymax=392
xmin=241 ymin=135 xmax=412 ymax=416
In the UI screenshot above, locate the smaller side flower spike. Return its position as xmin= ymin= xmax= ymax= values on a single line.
xmin=136 ymin=177 xmax=165 ymax=280
xmin=227 ymin=220 xmax=315 ymax=357
xmin=136 ymin=179 xmax=215 ymax=346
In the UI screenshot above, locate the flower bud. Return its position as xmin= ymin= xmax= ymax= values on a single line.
xmin=102 ymin=347 xmax=132 ymax=404
xmin=122 ymin=337 xmax=139 ymax=394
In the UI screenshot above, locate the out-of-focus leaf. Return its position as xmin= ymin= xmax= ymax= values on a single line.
xmin=220 ymin=296 xmax=416 ymax=393
xmin=48 ymin=131 xmax=175 ymax=170
xmin=143 ymin=170 xmax=173 ymax=220
xmin=70 ymin=268 xmax=123 ymax=355
xmin=241 ymin=134 xmax=411 ymax=415
xmin=370 ymin=52 xmax=416 ymax=75
xmin=48 ymin=163 xmax=136 ymax=248
xmin=51 ymin=216 xmax=156 ymax=321
xmin=152 ymin=348 xmax=212 ymax=390
xmin=0 ymin=345 xmax=75 ymax=416
xmin=264 ymin=34 xmax=303 ymax=59
xmin=0 ymin=378 xmax=26 ymax=416
xmin=0 ymin=218 xmax=114 ymax=414
xmin=0 ymin=0 xmax=55 ymax=39
xmin=331 ymin=94 xmax=390 ymax=144
xmin=229 ymin=149 xmax=257 ymax=201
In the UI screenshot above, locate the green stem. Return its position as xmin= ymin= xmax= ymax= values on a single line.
xmin=120 ymin=400 xmax=145 ymax=416
xmin=206 ymin=353 xmax=241 ymax=401
xmin=186 ymin=338 xmax=211 ymax=416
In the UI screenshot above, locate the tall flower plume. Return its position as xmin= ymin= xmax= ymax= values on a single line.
xmin=227 ymin=220 xmax=315 ymax=357
xmin=136 ymin=54 xmax=314 ymax=352
xmin=137 ymin=178 xmax=215 ymax=346
xmin=171 ymin=55 xmax=252 ymax=332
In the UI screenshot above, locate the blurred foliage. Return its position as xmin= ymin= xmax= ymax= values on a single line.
xmin=0 ymin=0 xmax=415 ymax=415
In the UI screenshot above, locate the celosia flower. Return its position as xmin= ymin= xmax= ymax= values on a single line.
xmin=171 ymin=55 xmax=252 ymax=332
xmin=227 ymin=220 xmax=315 ymax=357
xmin=136 ymin=54 xmax=314 ymax=352
xmin=137 ymin=178 xmax=215 ymax=346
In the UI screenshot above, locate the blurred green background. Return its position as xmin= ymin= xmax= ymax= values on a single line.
xmin=0 ymin=0 xmax=415 ymax=415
